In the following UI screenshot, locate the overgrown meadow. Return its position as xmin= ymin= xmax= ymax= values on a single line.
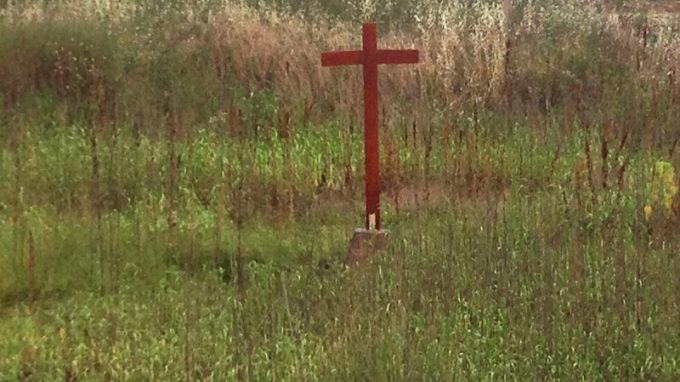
xmin=2 ymin=0 xmax=680 ymax=380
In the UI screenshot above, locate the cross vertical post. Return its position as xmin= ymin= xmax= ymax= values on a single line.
xmin=362 ymin=23 xmax=380 ymax=231
xmin=321 ymin=22 xmax=419 ymax=232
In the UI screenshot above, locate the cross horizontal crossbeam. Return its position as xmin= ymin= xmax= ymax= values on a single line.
xmin=322 ymin=49 xmax=419 ymax=67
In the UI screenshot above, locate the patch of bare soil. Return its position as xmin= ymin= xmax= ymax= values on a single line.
xmin=645 ymin=0 xmax=680 ymax=14
xmin=384 ymin=181 xmax=510 ymax=211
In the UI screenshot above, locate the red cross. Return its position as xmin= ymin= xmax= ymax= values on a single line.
xmin=322 ymin=22 xmax=419 ymax=231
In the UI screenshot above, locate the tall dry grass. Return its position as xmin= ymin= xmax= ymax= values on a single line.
xmin=2 ymin=0 xmax=680 ymax=140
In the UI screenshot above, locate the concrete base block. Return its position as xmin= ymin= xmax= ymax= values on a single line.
xmin=344 ymin=229 xmax=389 ymax=267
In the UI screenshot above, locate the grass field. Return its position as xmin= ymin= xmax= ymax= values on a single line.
xmin=3 ymin=0 xmax=680 ymax=380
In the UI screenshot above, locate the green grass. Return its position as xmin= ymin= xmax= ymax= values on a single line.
xmin=3 ymin=0 xmax=680 ymax=380
xmin=2 ymin=111 xmax=679 ymax=380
